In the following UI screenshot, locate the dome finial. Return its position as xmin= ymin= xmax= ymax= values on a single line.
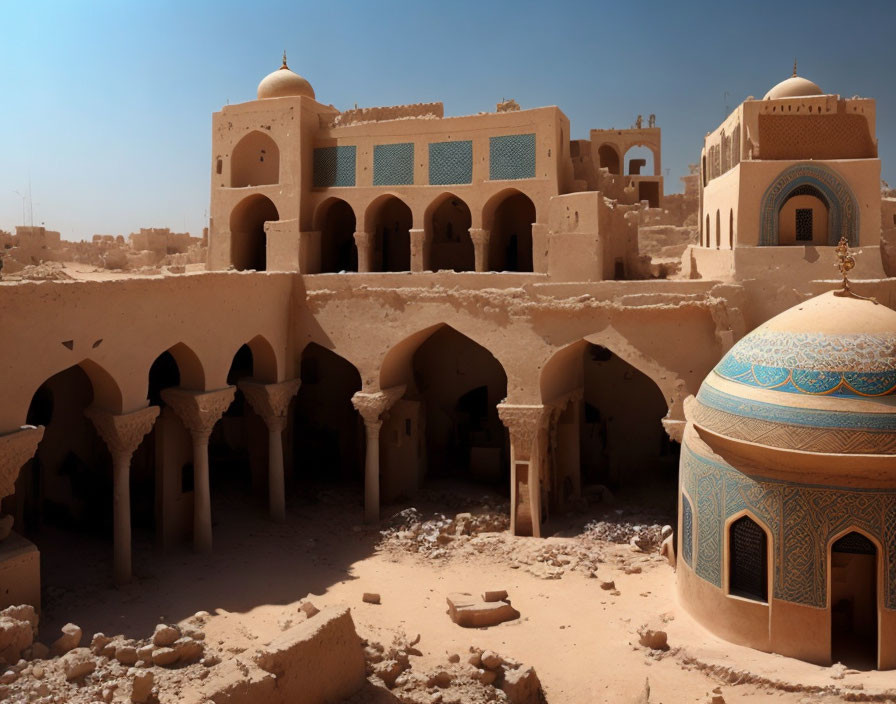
xmin=834 ymin=236 xmax=877 ymax=303
xmin=281 ymin=50 xmax=288 ymax=70
xmin=793 ymin=59 xmax=797 ymax=77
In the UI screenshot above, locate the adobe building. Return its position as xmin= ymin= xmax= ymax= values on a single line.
xmin=0 ymin=59 xmax=895 ymax=671
xmin=688 ymin=65 xmax=885 ymax=282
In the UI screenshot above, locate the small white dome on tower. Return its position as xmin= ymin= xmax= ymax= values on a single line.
xmin=257 ymin=52 xmax=315 ymax=100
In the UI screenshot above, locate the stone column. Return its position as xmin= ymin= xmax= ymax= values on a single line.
xmin=85 ymin=406 xmax=159 ymax=585
xmin=497 ymin=403 xmax=548 ymax=538
xmin=354 ymin=231 xmax=374 ymax=273
xmin=351 ymin=386 xmax=405 ymax=523
xmin=0 ymin=426 xmax=45 ymax=542
xmin=160 ymin=387 xmax=235 ymax=553
xmin=409 ymin=228 xmax=430 ymax=272
xmin=469 ymin=228 xmax=490 ymax=272
xmin=238 ymin=378 xmax=301 ymax=522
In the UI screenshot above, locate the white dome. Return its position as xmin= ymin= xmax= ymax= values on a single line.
xmin=257 ymin=54 xmax=314 ymax=100
xmin=763 ymin=74 xmax=823 ymax=100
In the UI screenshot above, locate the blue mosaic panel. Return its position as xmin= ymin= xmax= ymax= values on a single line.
xmin=373 ymin=143 xmax=414 ymax=186
xmin=680 ymin=438 xmax=896 ymax=609
xmin=313 ymin=146 xmax=356 ymax=187
xmin=429 ymin=140 xmax=473 ymax=185
xmin=489 ymin=134 xmax=536 ymax=180
xmin=681 ymin=494 xmax=694 ymax=567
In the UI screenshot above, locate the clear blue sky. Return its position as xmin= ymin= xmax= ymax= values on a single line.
xmin=1 ymin=0 xmax=894 ymax=240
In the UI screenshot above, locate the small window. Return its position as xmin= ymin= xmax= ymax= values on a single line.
xmin=796 ymin=208 xmax=813 ymax=241
xmin=216 ymin=158 xmax=223 ymax=175
xmin=729 ymin=516 xmax=768 ymax=601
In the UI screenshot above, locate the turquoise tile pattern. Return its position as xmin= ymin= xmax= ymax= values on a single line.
xmin=429 ymin=140 xmax=473 ymax=185
xmin=489 ymin=134 xmax=536 ymax=180
xmin=374 ymin=143 xmax=414 ymax=186
xmin=313 ymin=146 xmax=356 ymax=187
xmin=682 ymin=494 xmax=694 ymax=567
xmin=680 ymin=435 xmax=896 ymax=609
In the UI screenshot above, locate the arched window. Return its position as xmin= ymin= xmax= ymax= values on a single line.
xmin=729 ymin=515 xmax=768 ymax=602
xmin=231 ymin=131 xmax=280 ymax=188
xmin=705 ymin=215 xmax=710 ymax=248
xmin=597 ymin=145 xmax=620 ymax=175
xmin=681 ymin=494 xmax=694 ymax=567
xmin=715 ymin=210 xmax=721 ymax=249
xmin=729 ymin=209 xmax=734 ymax=249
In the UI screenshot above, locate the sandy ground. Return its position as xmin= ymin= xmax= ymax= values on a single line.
xmin=29 ymin=484 xmax=895 ymax=704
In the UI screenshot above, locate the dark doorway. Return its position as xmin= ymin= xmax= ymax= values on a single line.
xmin=319 ymin=199 xmax=357 ymax=273
xmin=729 ymin=516 xmax=768 ymax=601
xmin=831 ymin=532 xmax=878 ymax=669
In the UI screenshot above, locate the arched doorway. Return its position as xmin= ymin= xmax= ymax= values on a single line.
xmin=292 ymin=344 xmax=363 ymax=494
xmin=17 ymin=363 xmax=122 ymax=591
xmin=230 ymin=195 xmax=278 ymax=271
xmin=379 ymin=326 xmax=509 ymax=503
xmin=368 ymin=196 xmax=411 ymax=272
xmin=778 ymin=186 xmax=830 ymax=245
xmin=831 ymin=531 xmax=878 ymax=669
xmin=427 ymin=194 xmax=474 ymax=272
xmin=729 ymin=209 xmax=734 ymax=249
xmin=316 ymin=198 xmax=357 ymax=273
xmin=540 ymin=341 xmax=676 ymax=514
xmin=597 ymin=144 xmax=620 ymax=175
xmin=705 ymin=214 xmax=710 ymax=248
xmin=728 ymin=515 xmax=768 ymax=601
xmin=486 ymin=191 xmax=535 ymax=272
xmin=715 ymin=210 xmax=721 ymax=249
xmin=231 ymin=131 xmax=280 ymax=187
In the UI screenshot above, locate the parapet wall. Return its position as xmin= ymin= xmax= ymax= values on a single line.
xmin=323 ymin=102 xmax=444 ymax=128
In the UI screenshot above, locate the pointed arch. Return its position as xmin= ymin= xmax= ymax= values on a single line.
xmin=246 ymin=334 xmax=278 ymax=383
xmin=314 ymin=197 xmax=358 ymax=273
xmin=230 ymin=194 xmax=278 ymax=271
xmin=425 ymin=192 xmax=474 ymax=272
xmin=364 ymin=193 xmax=412 ymax=272
xmin=482 ymin=188 xmax=535 ymax=272
xmin=231 ymin=130 xmax=279 ymax=187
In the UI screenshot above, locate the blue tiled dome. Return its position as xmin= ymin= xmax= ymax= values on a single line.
xmin=690 ymin=292 xmax=896 ymax=455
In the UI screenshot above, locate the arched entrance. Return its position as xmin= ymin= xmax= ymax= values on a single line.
xmin=597 ymin=144 xmax=620 ymax=175
xmin=16 ymin=362 xmax=122 ymax=590
xmin=292 ymin=344 xmax=363 ymax=493
xmin=778 ymin=185 xmax=829 ymax=245
xmin=759 ymin=163 xmax=858 ymax=246
xmin=486 ymin=191 xmax=535 ymax=272
xmin=427 ymin=194 xmax=474 ymax=272
xmin=540 ymin=341 xmax=676 ymax=513
xmin=379 ymin=326 xmax=508 ymax=503
xmin=624 ymin=146 xmax=655 ymax=176
xmin=231 ymin=131 xmax=280 ymax=188
xmin=831 ymin=531 xmax=878 ymax=669
xmin=316 ymin=198 xmax=357 ymax=273
xmin=230 ymin=195 xmax=279 ymax=271
xmin=368 ymin=196 xmax=411 ymax=272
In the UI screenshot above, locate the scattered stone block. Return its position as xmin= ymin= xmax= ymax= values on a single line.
xmin=61 ymin=647 xmax=96 ymax=681
xmin=152 ymin=647 xmax=179 ymax=667
xmin=482 ymin=590 xmax=508 ymax=602
xmin=131 ymin=669 xmax=154 ymax=703
xmin=0 ymin=616 xmax=33 ymax=663
xmin=299 ymin=601 xmax=320 ymax=618
xmin=446 ymin=592 xmax=520 ymax=628
xmin=362 ymin=593 xmax=381 ymax=605
xmin=51 ymin=623 xmax=82 ymax=655
xmin=373 ymin=659 xmax=403 ymax=688
xmin=91 ymin=633 xmax=113 ymax=655
xmin=115 ymin=645 xmax=138 ymax=665
xmin=174 ymin=636 xmax=204 ymax=663
xmin=599 ymin=579 xmax=615 ymax=591
xmin=637 ymin=625 xmax=669 ymax=651
xmin=136 ymin=644 xmax=154 ymax=662
xmin=480 ymin=650 xmax=503 ymax=669
xmin=501 ymin=665 xmax=543 ymax=704
xmin=152 ymin=624 xmax=180 ymax=647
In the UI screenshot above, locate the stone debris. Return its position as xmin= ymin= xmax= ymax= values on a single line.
xmin=152 ymin=623 xmax=181 ymax=647
xmin=447 ymin=592 xmax=521 ymax=628
xmin=637 ymin=623 xmax=669 ymax=651
xmin=363 ymin=592 xmax=382 ymax=604
xmin=299 ymin=600 xmax=320 ymax=618
xmin=51 ymin=622 xmax=82 ymax=655
xmin=130 ymin=668 xmax=154 ymax=703
xmin=482 ymin=590 xmax=508 ymax=603
xmin=61 ymin=647 xmax=96 ymax=680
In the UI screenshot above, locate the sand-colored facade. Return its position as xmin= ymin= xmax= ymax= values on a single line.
xmin=1 ymin=60 xmax=895 ymax=670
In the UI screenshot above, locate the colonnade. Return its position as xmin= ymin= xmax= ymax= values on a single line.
xmin=348 ymin=227 xmax=494 ymax=273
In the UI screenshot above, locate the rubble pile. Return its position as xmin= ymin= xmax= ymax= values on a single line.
xmin=0 ymin=606 xmax=219 ymax=704
xmin=355 ymin=636 xmax=546 ymax=704
xmin=378 ymin=504 xmax=510 ymax=559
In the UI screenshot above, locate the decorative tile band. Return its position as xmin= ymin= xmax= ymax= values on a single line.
xmin=697 ymin=383 xmax=896 ymax=432
xmin=682 ymin=493 xmax=694 ymax=567
xmin=489 ymin=134 xmax=536 ymax=181
xmin=680 ymin=435 xmax=896 ymax=609
xmin=429 ymin=140 xmax=473 ymax=185
xmin=313 ymin=146 xmax=356 ymax=187
xmin=373 ymin=143 xmax=414 ymax=186
xmin=715 ymin=330 xmax=896 ymax=398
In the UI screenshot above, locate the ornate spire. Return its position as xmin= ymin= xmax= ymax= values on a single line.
xmin=834 ymin=236 xmax=876 ymax=302
xmin=281 ymin=50 xmax=288 ymax=70
xmin=793 ymin=59 xmax=797 ymax=77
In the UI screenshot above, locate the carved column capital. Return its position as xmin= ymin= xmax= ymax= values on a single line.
xmin=85 ymin=405 xmax=159 ymax=459
xmin=351 ymin=386 xmax=406 ymax=428
xmin=160 ymin=386 xmax=236 ymax=441
xmin=468 ymin=228 xmax=490 ymax=246
xmin=238 ymin=378 xmax=301 ymax=432
xmin=468 ymin=228 xmax=490 ymax=272
xmin=497 ymin=403 xmax=548 ymax=462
